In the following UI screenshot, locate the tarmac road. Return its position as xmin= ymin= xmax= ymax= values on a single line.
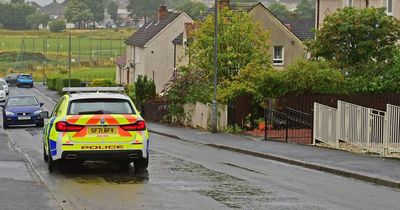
xmin=1 ymin=85 xmax=400 ymax=210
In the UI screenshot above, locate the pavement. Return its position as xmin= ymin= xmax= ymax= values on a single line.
xmin=34 ymin=83 xmax=400 ymax=189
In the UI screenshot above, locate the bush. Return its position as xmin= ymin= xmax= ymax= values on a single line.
xmin=283 ymin=60 xmax=347 ymax=95
xmin=135 ymin=75 xmax=156 ymax=102
xmin=56 ymin=78 xmax=82 ymax=93
xmin=90 ymin=79 xmax=116 ymax=87
xmin=46 ymin=78 xmax=57 ymax=90
xmin=49 ymin=19 xmax=66 ymax=32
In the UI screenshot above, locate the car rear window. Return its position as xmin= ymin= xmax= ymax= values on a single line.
xmin=20 ymin=75 xmax=32 ymax=79
xmin=7 ymin=97 xmax=38 ymax=106
xmin=68 ymin=99 xmax=135 ymax=115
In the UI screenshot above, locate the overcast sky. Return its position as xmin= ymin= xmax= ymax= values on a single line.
xmin=28 ymin=0 xmax=63 ymax=6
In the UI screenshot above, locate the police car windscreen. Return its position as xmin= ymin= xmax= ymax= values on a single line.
xmin=69 ymin=99 xmax=135 ymax=115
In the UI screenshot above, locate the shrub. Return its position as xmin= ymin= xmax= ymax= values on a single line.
xmin=135 ymin=75 xmax=156 ymax=102
xmin=90 ymin=79 xmax=116 ymax=87
xmin=283 ymin=60 xmax=347 ymax=95
xmin=46 ymin=78 xmax=57 ymax=90
xmin=49 ymin=19 xmax=66 ymax=32
xmin=56 ymin=78 xmax=82 ymax=93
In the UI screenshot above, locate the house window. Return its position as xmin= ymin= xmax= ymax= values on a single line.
xmin=343 ymin=0 xmax=352 ymax=7
xmin=134 ymin=47 xmax=140 ymax=64
xmin=273 ymin=46 xmax=284 ymax=65
xmin=387 ymin=0 xmax=393 ymax=15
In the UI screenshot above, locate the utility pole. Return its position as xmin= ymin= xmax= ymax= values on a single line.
xmin=68 ymin=32 xmax=71 ymax=88
xmin=211 ymin=0 xmax=218 ymax=133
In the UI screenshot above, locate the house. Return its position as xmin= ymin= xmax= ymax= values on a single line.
xmin=40 ymin=0 xmax=68 ymax=20
xmin=248 ymin=3 xmax=310 ymax=68
xmin=116 ymin=5 xmax=194 ymax=93
xmin=316 ymin=0 xmax=398 ymax=28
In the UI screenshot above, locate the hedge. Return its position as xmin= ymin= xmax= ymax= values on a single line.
xmin=55 ymin=78 xmax=82 ymax=93
xmin=90 ymin=79 xmax=116 ymax=87
xmin=46 ymin=78 xmax=57 ymax=90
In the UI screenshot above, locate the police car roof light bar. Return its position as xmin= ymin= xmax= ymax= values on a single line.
xmin=62 ymin=87 xmax=125 ymax=93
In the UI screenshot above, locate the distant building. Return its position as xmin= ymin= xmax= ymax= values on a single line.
xmin=40 ymin=0 xmax=68 ymax=20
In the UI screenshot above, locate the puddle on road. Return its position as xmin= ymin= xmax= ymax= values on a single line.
xmin=150 ymin=153 xmax=270 ymax=209
xmin=54 ymin=151 xmax=270 ymax=209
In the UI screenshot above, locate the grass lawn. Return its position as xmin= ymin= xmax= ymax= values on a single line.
xmin=45 ymin=66 xmax=116 ymax=82
xmin=0 ymin=29 xmax=134 ymax=62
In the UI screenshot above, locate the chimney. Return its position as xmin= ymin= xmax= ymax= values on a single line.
xmin=158 ymin=5 xmax=168 ymax=20
xmin=218 ymin=0 xmax=230 ymax=11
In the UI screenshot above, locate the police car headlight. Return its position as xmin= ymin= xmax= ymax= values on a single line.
xmin=5 ymin=111 xmax=15 ymax=116
xmin=33 ymin=110 xmax=42 ymax=116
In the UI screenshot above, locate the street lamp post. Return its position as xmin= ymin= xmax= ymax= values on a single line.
xmin=211 ymin=0 xmax=218 ymax=133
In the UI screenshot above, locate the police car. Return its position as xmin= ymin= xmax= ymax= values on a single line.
xmin=42 ymin=87 xmax=149 ymax=172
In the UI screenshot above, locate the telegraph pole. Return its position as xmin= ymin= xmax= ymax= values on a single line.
xmin=211 ymin=0 xmax=218 ymax=133
xmin=68 ymin=32 xmax=71 ymax=88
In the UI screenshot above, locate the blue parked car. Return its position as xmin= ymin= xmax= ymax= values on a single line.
xmin=2 ymin=96 xmax=47 ymax=129
xmin=17 ymin=74 xmax=33 ymax=88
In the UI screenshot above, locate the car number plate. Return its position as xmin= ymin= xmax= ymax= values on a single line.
xmin=18 ymin=116 xmax=31 ymax=120
xmin=89 ymin=127 xmax=117 ymax=135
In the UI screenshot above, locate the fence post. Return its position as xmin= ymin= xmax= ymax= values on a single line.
xmin=335 ymin=101 xmax=341 ymax=148
xmin=367 ymin=108 xmax=372 ymax=149
xmin=285 ymin=108 xmax=289 ymax=143
xmin=313 ymin=103 xmax=317 ymax=145
xmin=264 ymin=108 xmax=267 ymax=141
xmin=383 ymin=104 xmax=390 ymax=155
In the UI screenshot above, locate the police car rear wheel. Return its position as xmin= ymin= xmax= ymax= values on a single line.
xmin=43 ymin=146 xmax=48 ymax=162
xmin=134 ymin=156 xmax=148 ymax=170
xmin=47 ymin=146 xmax=56 ymax=173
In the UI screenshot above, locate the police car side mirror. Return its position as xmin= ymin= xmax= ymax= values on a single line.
xmin=40 ymin=111 xmax=49 ymax=119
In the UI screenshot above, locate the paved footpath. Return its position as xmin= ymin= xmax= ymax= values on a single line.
xmin=35 ymin=83 xmax=400 ymax=189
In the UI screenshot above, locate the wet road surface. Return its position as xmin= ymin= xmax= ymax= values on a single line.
xmin=1 ymin=86 xmax=400 ymax=210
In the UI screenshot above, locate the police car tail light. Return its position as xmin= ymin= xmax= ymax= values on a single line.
xmin=55 ymin=121 xmax=84 ymax=132
xmin=120 ymin=121 xmax=146 ymax=131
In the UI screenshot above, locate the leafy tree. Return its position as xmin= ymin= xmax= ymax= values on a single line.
xmin=0 ymin=2 xmax=35 ymax=29
xmin=168 ymin=8 xmax=272 ymax=105
xmin=295 ymin=0 xmax=315 ymax=19
xmin=84 ymin=0 xmax=106 ymax=24
xmin=26 ymin=12 xmax=49 ymax=30
xmin=308 ymin=7 xmax=400 ymax=78
xmin=11 ymin=0 xmax=24 ymax=4
xmin=106 ymin=0 xmax=119 ymax=21
xmin=49 ymin=19 xmax=66 ymax=32
xmin=191 ymin=8 xmax=271 ymax=81
xmin=175 ymin=1 xmax=207 ymax=20
xmin=64 ymin=0 xmax=94 ymax=29
xmin=127 ymin=0 xmax=162 ymax=23
xmin=268 ymin=2 xmax=289 ymax=20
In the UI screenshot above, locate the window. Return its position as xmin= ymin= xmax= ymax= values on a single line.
xmin=134 ymin=47 xmax=140 ymax=64
xmin=273 ymin=46 xmax=284 ymax=65
xmin=387 ymin=0 xmax=393 ymax=15
xmin=68 ymin=99 xmax=135 ymax=115
xmin=343 ymin=0 xmax=353 ymax=7
xmin=51 ymin=97 xmax=65 ymax=117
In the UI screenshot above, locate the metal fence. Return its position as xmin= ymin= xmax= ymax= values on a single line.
xmin=265 ymin=107 xmax=312 ymax=144
xmin=385 ymin=104 xmax=400 ymax=153
xmin=313 ymin=101 xmax=400 ymax=155
xmin=313 ymin=103 xmax=337 ymax=147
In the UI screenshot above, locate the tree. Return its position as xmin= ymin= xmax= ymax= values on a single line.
xmin=84 ymin=0 xmax=106 ymax=24
xmin=106 ymin=0 xmax=118 ymax=21
xmin=175 ymin=1 xmax=207 ymax=20
xmin=26 ymin=12 xmax=49 ymax=29
xmin=169 ymin=8 xmax=272 ymax=104
xmin=64 ymin=0 xmax=94 ymax=29
xmin=268 ymin=2 xmax=289 ymax=20
xmin=0 ymin=2 xmax=35 ymax=29
xmin=49 ymin=19 xmax=66 ymax=32
xmin=308 ymin=7 xmax=400 ymax=78
xmin=295 ymin=0 xmax=315 ymax=19
xmin=127 ymin=0 xmax=162 ymax=23
xmin=11 ymin=0 xmax=24 ymax=4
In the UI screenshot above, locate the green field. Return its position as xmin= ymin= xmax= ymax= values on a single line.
xmin=33 ymin=66 xmax=116 ymax=82
xmin=0 ymin=29 xmax=134 ymax=64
